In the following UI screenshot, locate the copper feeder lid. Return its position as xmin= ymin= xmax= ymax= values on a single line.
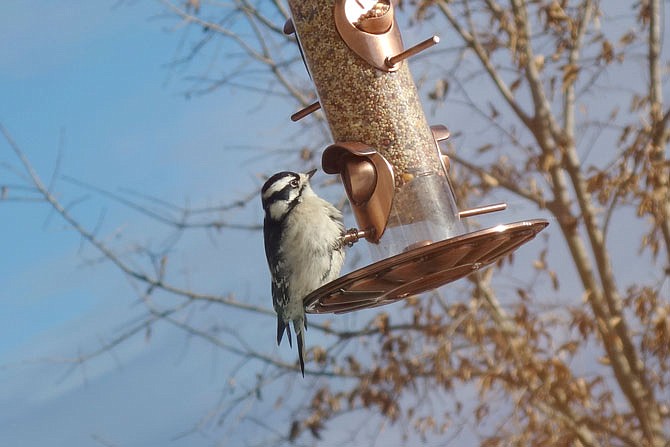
xmin=304 ymin=219 xmax=549 ymax=314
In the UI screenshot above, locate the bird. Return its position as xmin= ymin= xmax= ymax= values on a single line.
xmin=261 ymin=169 xmax=345 ymax=376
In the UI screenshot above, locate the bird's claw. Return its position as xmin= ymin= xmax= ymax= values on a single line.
xmin=340 ymin=228 xmax=370 ymax=247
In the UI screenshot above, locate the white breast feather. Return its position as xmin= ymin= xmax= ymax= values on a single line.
xmin=280 ymin=191 xmax=344 ymax=320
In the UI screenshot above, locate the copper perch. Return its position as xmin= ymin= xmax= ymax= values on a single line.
xmin=291 ymin=101 xmax=321 ymax=122
xmin=459 ymin=203 xmax=507 ymax=219
xmin=340 ymin=228 xmax=371 ymax=247
xmin=386 ymin=35 xmax=440 ymax=68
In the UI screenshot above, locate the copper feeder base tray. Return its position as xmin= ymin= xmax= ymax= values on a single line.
xmin=304 ymin=219 xmax=548 ymax=314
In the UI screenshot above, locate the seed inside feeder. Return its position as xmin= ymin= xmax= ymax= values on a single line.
xmin=354 ymin=0 xmax=391 ymax=34
xmin=289 ymin=0 xmax=462 ymax=257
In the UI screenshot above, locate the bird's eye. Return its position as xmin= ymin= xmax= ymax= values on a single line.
xmin=290 ymin=179 xmax=299 ymax=187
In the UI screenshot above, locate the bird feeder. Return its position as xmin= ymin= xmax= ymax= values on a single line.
xmin=285 ymin=0 xmax=548 ymax=314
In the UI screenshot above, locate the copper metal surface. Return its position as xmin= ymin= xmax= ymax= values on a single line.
xmin=441 ymin=155 xmax=451 ymax=171
xmin=322 ymin=142 xmax=395 ymax=242
xmin=353 ymin=2 xmax=393 ymax=34
xmin=340 ymin=228 xmax=371 ymax=246
xmin=430 ymin=124 xmax=450 ymax=142
xmin=334 ymin=0 xmax=404 ymax=72
xmin=291 ymin=101 xmax=321 ymax=122
xmin=431 ymin=125 xmax=451 ymax=172
xmin=459 ymin=203 xmax=508 ymax=218
xmin=386 ymin=35 xmax=440 ymax=68
xmin=304 ymin=219 xmax=549 ymax=314
xmin=283 ymin=19 xmax=295 ymax=35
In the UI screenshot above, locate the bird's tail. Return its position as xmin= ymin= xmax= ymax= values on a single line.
xmin=277 ymin=315 xmax=292 ymax=348
xmin=293 ymin=317 xmax=306 ymax=377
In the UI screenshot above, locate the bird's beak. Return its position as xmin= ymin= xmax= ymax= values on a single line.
xmin=306 ymin=168 xmax=317 ymax=179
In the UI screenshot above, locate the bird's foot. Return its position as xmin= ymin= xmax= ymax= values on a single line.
xmin=340 ymin=228 xmax=371 ymax=247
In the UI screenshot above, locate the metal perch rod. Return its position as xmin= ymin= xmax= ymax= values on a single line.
xmin=385 ymin=36 xmax=440 ymax=68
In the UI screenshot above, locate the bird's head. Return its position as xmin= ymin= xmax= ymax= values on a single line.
xmin=261 ymin=169 xmax=317 ymax=221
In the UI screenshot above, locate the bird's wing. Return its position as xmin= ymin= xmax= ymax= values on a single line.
xmin=264 ymin=217 xmax=292 ymax=347
xmin=271 ymin=273 xmax=291 ymax=348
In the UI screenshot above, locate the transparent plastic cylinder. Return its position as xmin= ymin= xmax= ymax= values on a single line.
xmin=288 ymin=0 xmax=463 ymax=259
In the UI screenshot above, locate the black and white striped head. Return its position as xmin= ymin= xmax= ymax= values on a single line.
xmin=261 ymin=169 xmax=317 ymax=221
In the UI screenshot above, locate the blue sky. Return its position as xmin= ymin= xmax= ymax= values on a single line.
xmin=1 ymin=1 xmax=236 ymax=348
xmin=1 ymin=2 xmax=385 ymax=445
xmin=0 ymin=1 xmax=293 ymax=445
